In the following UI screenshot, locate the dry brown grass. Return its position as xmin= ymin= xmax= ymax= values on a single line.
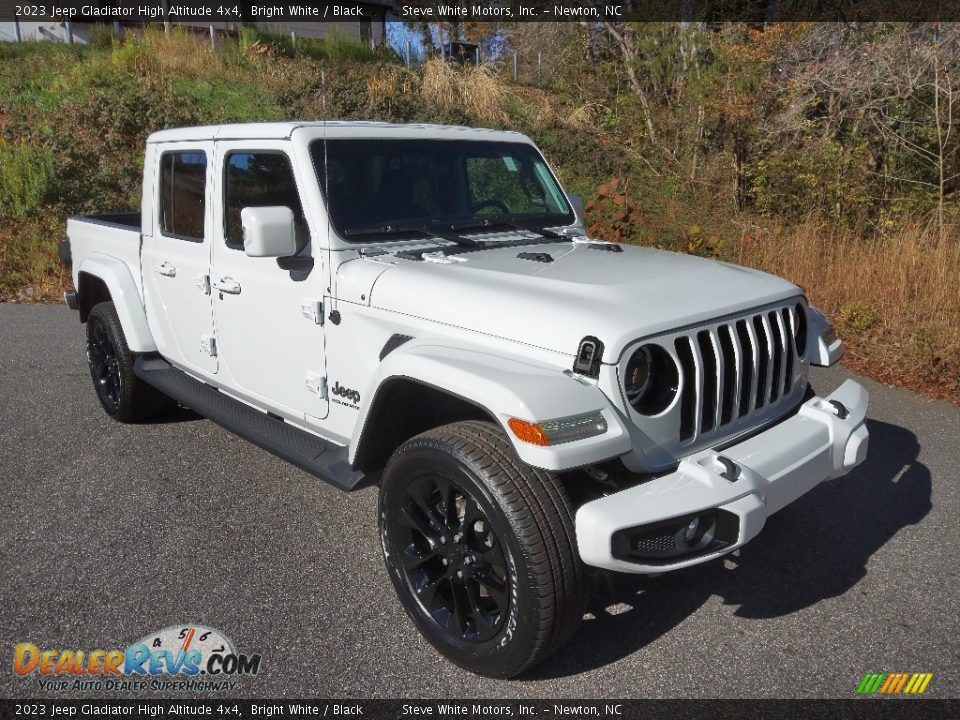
xmin=136 ymin=26 xmax=223 ymax=77
xmin=564 ymin=102 xmax=606 ymax=131
xmin=0 ymin=218 xmax=70 ymax=302
xmin=420 ymin=59 xmax=507 ymax=125
xmin=735 ymin=219 xmax=960 ymax=401
xmin=367 ymin=66 xmax=417 ymax=108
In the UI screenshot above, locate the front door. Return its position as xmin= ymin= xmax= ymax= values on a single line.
xmin=210 ymin=142 xmax=328 ymax=422
xmin=141 ymin=143 xmax=218 ymax=376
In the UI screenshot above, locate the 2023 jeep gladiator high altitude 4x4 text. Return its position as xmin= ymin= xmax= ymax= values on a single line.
xmin=60 ymin=122 xmax=868 ymax=677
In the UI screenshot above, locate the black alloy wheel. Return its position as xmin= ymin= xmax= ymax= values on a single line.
xmin=84 ymin=301 xmax=172 ymax=422
xmin=395 ymin=473 xmax=511 ymax=643
xmin=87 ymin=313 xmax=123 ymax=412
xmin=379 ymin=420 xmax=586 ymax=678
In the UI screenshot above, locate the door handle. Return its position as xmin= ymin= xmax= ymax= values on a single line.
xmin=212 ymin=276 xmax=241 ymax=295
xmin=154 ymin=261 xmax=177 ymax=277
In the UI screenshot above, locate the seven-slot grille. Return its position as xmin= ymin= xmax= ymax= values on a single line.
xmin=673 ymin=304 xmax=802 ymax=443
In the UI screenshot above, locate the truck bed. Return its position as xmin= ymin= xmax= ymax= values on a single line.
xmin=66 ymin=211 xmax=144 ymax=301
xmin=71 ymin=212 xmax=142 ymax=232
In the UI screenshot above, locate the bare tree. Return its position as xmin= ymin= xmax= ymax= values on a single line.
xmin=598 ymin=22 xmax=660 ymax=147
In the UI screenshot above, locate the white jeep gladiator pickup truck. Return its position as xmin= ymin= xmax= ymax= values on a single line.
xmin=61 ymin=121 xmax=869 ymax=677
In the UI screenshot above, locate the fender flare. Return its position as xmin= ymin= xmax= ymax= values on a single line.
xmin=808 ymin=306 xmax=843 ymax=367
xmin=78 ymin=253 xmax=157 ymax=353
xmin=351 ymin=340 xmax=631 ymax=472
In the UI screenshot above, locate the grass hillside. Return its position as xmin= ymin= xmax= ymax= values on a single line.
xmin=0 ymin=29 xmax=957 ymax=402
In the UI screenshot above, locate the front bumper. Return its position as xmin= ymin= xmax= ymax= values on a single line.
xmin=575 ymin=380 xmax=869 ymax=573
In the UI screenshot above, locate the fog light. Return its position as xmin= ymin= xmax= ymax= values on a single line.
xmin=611 ymin=510 xmax=741 ymax=565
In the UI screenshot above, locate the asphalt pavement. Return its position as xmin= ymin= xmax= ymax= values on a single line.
xmin=1 ymin=304 xmax=957 ymax=699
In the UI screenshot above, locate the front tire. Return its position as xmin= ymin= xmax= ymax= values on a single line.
xmin=86 ymin=301 xmax=171 ymax=422
xmin=378 ymin=420 xmax=586 ymax=678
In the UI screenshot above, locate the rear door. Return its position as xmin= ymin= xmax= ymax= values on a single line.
xmin=209 ymin=141 xmax=328 ymax=422
xmin=141 ymin=143 xmax=218 ymax=376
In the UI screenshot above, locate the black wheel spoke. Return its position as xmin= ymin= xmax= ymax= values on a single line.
xmin=475 ymin=571 xmax=509 ymax=610
xmin=400 ymin=543 xmax=433 ymax=571
xmin=480 ymin=536 xmax=506 ymax=564
xmin=437 ymin=478 xmax=459 ymax=530
xmin=460 ymin=498 xmax=484 ymax=535
xmin=448 ymin=580 xmax=470 ymax=637
xmin=416 ymin=574 xmax=443 ymax=610
xmin=410 ymin=483 xmax=446 ymax=532
xmin=399 ymin=502 xmax=437 ymax=542
xmin=465 ymin=580 xmax=495 ymax=632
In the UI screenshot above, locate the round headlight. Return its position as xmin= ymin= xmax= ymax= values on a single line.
xmin=794 ymin=302 xmax=807 ymax=356
xmin=623 ymin=344 xmax=679 ymax=415
xmin=624 ymin=346 xmax=653 ymax=403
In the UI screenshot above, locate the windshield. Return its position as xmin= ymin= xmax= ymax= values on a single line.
xmin=310 ymin=139 xmax=574 ymax=239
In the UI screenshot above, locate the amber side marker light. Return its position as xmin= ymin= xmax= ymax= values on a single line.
xmin=508 ymin=411 xmax=608 ymax=447
xmin=508 ymin=418 xmax=550 ymax=446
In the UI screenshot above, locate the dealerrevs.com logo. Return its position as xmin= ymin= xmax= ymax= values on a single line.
xmin=13 ymin=625 xmax=261 ymax=692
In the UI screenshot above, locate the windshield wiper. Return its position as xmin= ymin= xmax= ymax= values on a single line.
xmin=342 ymin=224 xmax=482 ymax=247
xmin=448 ymin=217 xmax=563 ymax=240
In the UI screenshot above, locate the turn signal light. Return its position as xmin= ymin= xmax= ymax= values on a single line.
xmin=508 ymin=418 xmax=550 ymax=446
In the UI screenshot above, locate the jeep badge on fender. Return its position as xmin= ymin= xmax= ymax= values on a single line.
xmin=61 ymin=121 xmax=868 ymax=678
xmin=331 ymin=382 xmax=360 ymax=406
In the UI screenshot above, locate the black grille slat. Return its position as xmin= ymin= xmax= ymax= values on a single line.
xmin=752 ymin=316 xmax=768 ymax=409
xmin=675 ymin=337 xmax=697 ymax=441
xmin=697 ymin=331 xmax=717 ymax=434
xmin=782 ymin=308 xmax=794 ymax=396
xmin=736 ymin=320 xmax=753 ymax=417
xmin=718 ymin=325 xmax=737 ymax=426
xmin=768 ymin=311 xmax=783 ymax=403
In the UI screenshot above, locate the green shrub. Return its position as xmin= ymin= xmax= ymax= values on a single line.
xmin=110 ymin=41 xmax=157 ymax=76
xmin=839 ymin=303 xmax=881 ymax=335
xmin=310 ymin=32 xmax=380 ymax=63
xmin=90 ymin=24 xmax=118 ymax=49
xmin=0 ymin=142 xmax=54 ymax=217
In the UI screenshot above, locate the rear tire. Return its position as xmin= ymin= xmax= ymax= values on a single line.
xmin=86 ymin=301 xmax=171 ymax=422
xmin=378 ymin=420 xmax=586 ymax=678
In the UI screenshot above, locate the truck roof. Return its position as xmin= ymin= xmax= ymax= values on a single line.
xmin=147 ymin=121 xmax=529 ymax=144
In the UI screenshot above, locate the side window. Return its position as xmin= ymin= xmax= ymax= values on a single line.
xmin=159 ymin=151 xmax=207 ymax=240
xmin=224 ymin=152 xmax=308 ymax=250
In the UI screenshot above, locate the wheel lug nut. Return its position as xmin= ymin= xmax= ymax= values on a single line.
xmin=442 ymin=558 xmax=448 ymax=566
xmin=439 ymin=535 xmax=447 ymax=545
xmin=456 ymin=570 xmax=463 ymax=579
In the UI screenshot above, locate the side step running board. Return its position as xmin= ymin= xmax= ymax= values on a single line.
xmin=134 ymin=357 xmax=366 ymax=491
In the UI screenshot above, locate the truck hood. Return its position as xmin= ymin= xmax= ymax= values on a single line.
xmin=358 ymin=241 xmax=801 ymax=363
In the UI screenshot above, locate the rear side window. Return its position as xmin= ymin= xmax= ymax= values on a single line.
xmin=158 ymin=151 xmax=207 ymax=240
xmin=224 ymin=152 xmax=308 ymax=250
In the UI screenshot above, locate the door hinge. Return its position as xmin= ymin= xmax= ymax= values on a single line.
xmin=196 ymin=273 xmax=211 ymax=295
xmin=301 ymin=299 xmax=324 ymax=325
xmin=305 ymin=372 xmax=327 ymax=399
xmin=200 ymin=334 xmax=217 ymax=357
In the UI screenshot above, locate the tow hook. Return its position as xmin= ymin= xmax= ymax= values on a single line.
xmin=716 ymin=455 xmax=738 ymax=482
xmin=828 ymin=400 xmax=849 ymax=419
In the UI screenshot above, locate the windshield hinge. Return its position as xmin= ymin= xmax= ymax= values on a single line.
xmin=196 ymin=273 xmax=211 ymax=295
xmin=301 ymin=299 xmax=324 ymax=325
xmin=305 ymin=372 xmax=327 ymax=399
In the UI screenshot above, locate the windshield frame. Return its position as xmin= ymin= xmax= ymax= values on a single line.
xmin=309 ymin=137 xmax=576 ymax=243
